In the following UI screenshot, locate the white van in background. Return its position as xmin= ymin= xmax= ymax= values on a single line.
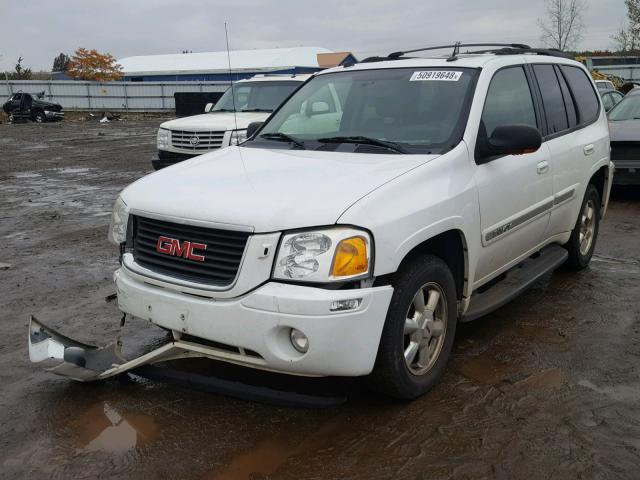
xmin=153 ymin=74 xmax=309 ymax=169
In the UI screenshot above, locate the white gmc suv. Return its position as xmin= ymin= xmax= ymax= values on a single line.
xmin=30 ymin=44 xmax=613 ymax=400
xmin=152 ymin=74 xmax=308 ymax=170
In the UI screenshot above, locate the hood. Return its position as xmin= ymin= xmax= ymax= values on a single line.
xmin=608 ymin=119 xmax=640 ymax=142
xmin=121 ymin=146 xmax=437 ymax=232
xmin=160 ymin=111 xmax=271 ymax=131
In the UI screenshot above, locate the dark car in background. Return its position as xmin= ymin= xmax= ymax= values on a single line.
xmin=608 ymin=92 xmax=640 ymax=185
xmin=2 ymin=92 xmax=64 ymax=123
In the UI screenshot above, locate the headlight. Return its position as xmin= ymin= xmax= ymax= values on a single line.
xmin=229 ymin=129 xmax=247 ymax=146
xmin=273 ymin=228 xmax=372 ymax=282
xmin=157 ymin=128 xmax=170 ymax=149
xmin=107 ymin=196 xmax=129 ymax=245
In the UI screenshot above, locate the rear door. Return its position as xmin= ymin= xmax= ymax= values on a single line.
xmin=533 ymin=63 xmax=606 ymax=237
xmin=473 ymin=65 xmax=554 ymax=283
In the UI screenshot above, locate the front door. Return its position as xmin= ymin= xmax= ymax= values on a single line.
xmin=473 ymin=65 xmax=554 ymax=285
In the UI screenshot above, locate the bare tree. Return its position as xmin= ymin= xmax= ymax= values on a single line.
xmin=612 ymin=0 xmax=640 ymax=52
xmin=611 ymin=26 xmax=632 ymax=52
xmin=538 ymin=0 xmax=587 ymax=51
xmin=6 ymin=56 xmax=32 ymax=80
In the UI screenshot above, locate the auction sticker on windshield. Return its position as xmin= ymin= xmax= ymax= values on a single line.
xmin=410 ymin=71 xmax=462 ymax=81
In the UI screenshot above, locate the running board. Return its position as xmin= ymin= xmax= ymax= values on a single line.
xmin=462 ymin=245 xmax=568 ymax=322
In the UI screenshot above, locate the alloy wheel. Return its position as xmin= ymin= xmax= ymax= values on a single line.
xmin=403 ymin=282 xmax=447 ymax=376
xmin=579 ymin=199 xmax=596 ymax=256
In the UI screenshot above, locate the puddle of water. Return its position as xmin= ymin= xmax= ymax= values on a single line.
xmin=74 ymin=402 xmax=157 ymax=455
xmin=518 ymin=324 xmax=567 ymax=344
xmin=514 ymin=369 xmax=566 ymax=389
xmin=455 ymin=351 xmax=515 ymax=385
xmin=53 ymin=167 xmax=93 ymax=175
xmin=206 ymin=416 xmax=344 ymax=480
xmin=14 ymin=172 xmax=42 ymax=178
xmin=2 ymin=231 xmax=25 ymax=239
xmin=578 ymin=379 xmax=640 ymax=403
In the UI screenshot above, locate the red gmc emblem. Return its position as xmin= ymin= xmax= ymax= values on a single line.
xmin=156 ymin=236 xmax=207 ymax=262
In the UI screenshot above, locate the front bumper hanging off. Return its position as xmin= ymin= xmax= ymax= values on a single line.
xmin=27 ymin=315 xmax=248 ymax=382
xmin=27 ymin=316 xmax=352 ymax=407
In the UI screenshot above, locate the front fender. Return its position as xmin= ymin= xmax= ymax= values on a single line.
xmin=338 ymin=143 xmax=481 ymax=299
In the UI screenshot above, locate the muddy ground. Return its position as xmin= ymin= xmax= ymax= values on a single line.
xmin=0 ymin=119 xmax=639 ymax=480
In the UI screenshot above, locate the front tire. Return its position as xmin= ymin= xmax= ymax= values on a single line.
xmin=564 ymin=184 xmax=601 ymax=270
xmin=33 ymin=111 xmax=45 ymax=123
xmin=370 ymin=255 xmax=457 ymax=400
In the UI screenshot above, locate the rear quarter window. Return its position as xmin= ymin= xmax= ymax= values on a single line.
xmin=533 ymin=64 xmax=568 ymax=134
xmin=561 ymin=65 xmax=600 ymax=124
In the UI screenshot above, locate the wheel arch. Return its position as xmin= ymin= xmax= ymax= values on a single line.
xmin=588 ymin=163 xmax=612 ymax=217
xmin=376 ymin=229 xmax=469 ymax=302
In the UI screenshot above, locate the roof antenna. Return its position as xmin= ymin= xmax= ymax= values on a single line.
xmin=224 ymin=22 xmax=239 ymax=133
xmin=447 ymin=41 xmax=461 ymax=62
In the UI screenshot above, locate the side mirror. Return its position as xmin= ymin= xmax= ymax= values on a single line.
xmin=477 ymin=124 xmax=542 ymax=161
xmin=204 ymin=102 xmax=214 ymax=113
xmin=246 ymin=121 xmax=264 ymax=139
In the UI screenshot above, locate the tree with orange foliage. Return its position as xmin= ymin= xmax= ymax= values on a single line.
xmin=67 ymin=48 xmax=123 ymax=81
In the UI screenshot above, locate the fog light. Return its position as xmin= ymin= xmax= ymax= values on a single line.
xmin=289 ymin=328 xmax=309 ymax=353
xmin=330 ymin=298 xmax=362 ymax=312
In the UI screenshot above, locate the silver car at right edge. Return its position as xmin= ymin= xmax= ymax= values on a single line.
xmin=608 ymin=89 xmax=640 ymax=185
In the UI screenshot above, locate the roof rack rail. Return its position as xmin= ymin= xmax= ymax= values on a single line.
xmin=359 ymin=43 xmax=574 ymax=63
xmin=388 ymin=43 xmax=531 ymax=59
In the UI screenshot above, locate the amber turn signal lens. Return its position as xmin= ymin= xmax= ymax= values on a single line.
xmin=331 ymin=236 xmax=369 ymax=278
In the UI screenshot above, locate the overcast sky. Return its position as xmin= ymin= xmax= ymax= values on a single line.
xmin=0 ymin=0 xmax=628 ymax=71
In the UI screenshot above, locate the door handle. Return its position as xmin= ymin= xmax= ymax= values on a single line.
xmin=583 ymin=144 xmax=595 ymax=155
xmin=537 ymin=161 xmax=549 ymax=175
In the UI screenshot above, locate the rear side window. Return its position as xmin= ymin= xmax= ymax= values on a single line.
xmin=533 ymin=64 xmax=568 ymax=134
xmin=561 ymin=65 xmax=600 ymax=124
xmin=556 ymin=66 xmax=578 ymax=128
xmin=481 ymin=66 xmax=537 ymax=137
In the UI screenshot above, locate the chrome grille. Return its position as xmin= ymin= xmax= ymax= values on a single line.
xmin=170 ymin=130 xmax=226 ymax=152
xmin=132 ymin=215 xmax=250 ymax=287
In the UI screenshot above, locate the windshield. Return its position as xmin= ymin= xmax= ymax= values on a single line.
xmin=251 ymin=67 xmax=477 ymax=154
xmin=608 ymin=95 xmax=640 ymax=121
xmin=212 ymin=81 xmax=301 ymax=112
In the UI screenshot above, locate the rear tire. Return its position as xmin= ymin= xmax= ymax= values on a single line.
xmin=369 ymin=254 xmax=457 ymax=400
xmin=564 ymin=184 xmax=600 ymax=270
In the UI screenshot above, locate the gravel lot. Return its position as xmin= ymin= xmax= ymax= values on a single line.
xmin=1 ymin=119 xmax=639 ymax=479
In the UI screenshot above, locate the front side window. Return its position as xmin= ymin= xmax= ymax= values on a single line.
xmin=253 ymin=67 xmax=478 ymax=154
xmin=212 ymin=81 xmax=301 ymax=113
xmin=481 ymin=66 xmax=537 ymax=137
xmin=534 ymin=64 xmax=569 ymax=134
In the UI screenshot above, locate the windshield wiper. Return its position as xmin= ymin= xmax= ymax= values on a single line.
xmin=259 ymin=132 xmax=306 ymax=149
xmin=241 ymin=108 xmax=273 ymax=112
xmin=317 ymin=136 xmax=409 ymax=153
xmin=213 ymin=108 xmax=235 ymax=112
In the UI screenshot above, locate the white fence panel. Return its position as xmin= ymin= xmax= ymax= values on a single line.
xmin=0 ymin=80 xmax=228 ymax=111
